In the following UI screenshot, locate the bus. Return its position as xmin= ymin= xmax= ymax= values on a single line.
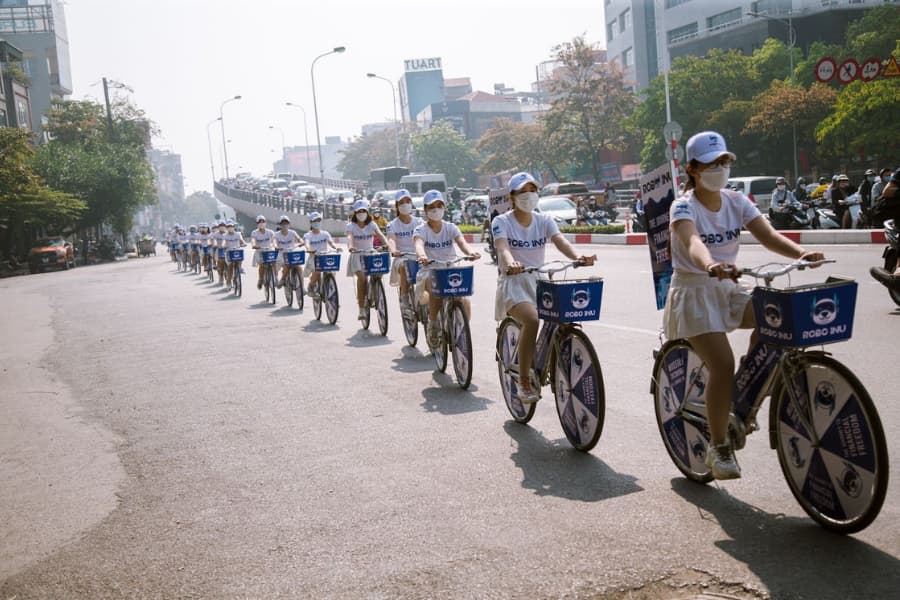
xmin=398 ymin=173 xmax=447 ymax=196
xmin=369 ymin=167 xmax=410 ymax=193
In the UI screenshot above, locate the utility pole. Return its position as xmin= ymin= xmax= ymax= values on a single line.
xmin=102 ymin=77 xmax=114 ymax=140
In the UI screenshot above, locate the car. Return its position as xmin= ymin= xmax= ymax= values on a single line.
xmin=726 ymin=176 xmax=780 ymax=210
xmin=536 ymin=195 xmax=578 ymax=225
xmin=28 ymin=237 xmax=75 ymax=273
xmin=540 ymin=182 xmax=589 ymax=197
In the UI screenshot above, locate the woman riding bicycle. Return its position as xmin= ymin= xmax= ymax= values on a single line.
xmin=386 ymin=189 xmax=424 ymax=315
xmin=250 ymin=215 xmax=276 ymax=290
xmin=302 ymin=212 xmax=342 ymax=296
xmin=665 ymin=131 xmax=823 ymax=480
xmin=273 ymin=215 xmax=305 ymax=288
xmin=492 ymin=172 xmax=595 ymax=404
xmin=346 ymin=199 xmax=390 ymax=320
xmin=221 ymin=220 xmax=247 ymax=286
xmin=413 ymin=190 xmax=481 ymax=348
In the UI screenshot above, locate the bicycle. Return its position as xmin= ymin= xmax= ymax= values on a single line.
xmin=282 ymin=249 xmax=306 ymax=310
xmin=169 ymin=242 xmax=178 ymax=264
xmin=179 ymin=243 xmax=190 ymax=271
xmin=215 ymin=247 xmax=226 ymax=285
xmin=190 ymin=244 xmax=202 ymax=274
xmin=259 ymin=249 xmax=279 ymax=305
xmin=651 ymin=260 xmax=888 ymax=533
xmin=203 ymin=246 xmax=214 ymax=282
xmin=396 ymin=252 xmax=428 ymax=347
xmin=423 ymin=256 xmax=477 ymax=389
xmin=310 ymin=251 xmax=341 ymax=325
xmin=227 ymin=248 xmax=244 ymax=297
xmin=355 ymin=249 xmax=390 ymax=336
xmin=496 ymin=260 xmax=606 ymax=452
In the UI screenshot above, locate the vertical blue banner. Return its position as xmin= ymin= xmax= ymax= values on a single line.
xmin=641 ymin=164 xmax=676 ymax=310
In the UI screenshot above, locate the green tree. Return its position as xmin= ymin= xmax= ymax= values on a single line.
xmin=815 ymin=78 xmax=900 ymax=161
xmin=32 ymin=99 xmax=157 ymax=237
xmin=475 ymin=118 xmax=571 ymax=182
xmin=0 ymin=128 xmax=85 ymax=255
xmin=543 ymin=36 xmax=637 ymax=184
xmin=846 ymin=5 xmax=900 ymax=59
xmin=337 ymin=127 xmax=407 ymax=180
xmin=410 ymin=120 xmax=478 ymax=185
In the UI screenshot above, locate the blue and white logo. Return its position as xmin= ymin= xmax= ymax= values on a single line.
xmin=447 ymin=271 xmax=463 ymax=287
xmin=812 ymin=294 xmax=838 ymax=326
xmin=540 ymin=291 xmax=554 ymax=310
xmin=571 ymin=288 xmax=591 ymax=309
xmin=813 ymin=381 xmax=836 ymax=416
xmin=837 ymin=462 xmax=862 ymax=498
xmin=764 ymin=303 xmax=783 ymax=328
xmin=691 ymin=437 xmax=706 ymax=461
xmin=372 ymin=257 xmax=383 ymax=268
xmin=325 ymin=258 xmax=335 ymax=267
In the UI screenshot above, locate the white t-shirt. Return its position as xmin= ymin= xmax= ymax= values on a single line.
xmin=210 ymin=230 xmax=226 ymax=248
xmin=197 ymin=232 xmax=210 ymax=246
xmin=388 ymin=216 xmax=424 ymax=253
xmin=669 ymin=188 xmax=761 ymax=274
xmin=303 ymin=229 xmax=333 ymax=253
xmin=414 ymin=221 xmax=462 ymax=262
xmin=274 ymin=229 xmax=302 ymax=250
xmin=188 ymin=232 xmax=203 ymax=244
xmin=491 ymin=211 xmax=560 ymax=268
xmin=346 ymin=221 xmax=380 ymax=251
xmin=250 ymin=228 xmax=276 ymax=249
xmin=222 ymin=231 xmax=244 ymax=249
xmin=176 ymin=233 xmax=189 ymax=244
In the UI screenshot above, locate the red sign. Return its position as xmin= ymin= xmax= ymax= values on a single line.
xmin=815 ymin=57 xmax=836 ymax=83
xmin=860 ymin=57 xmax=882 ymax=82
xmin=838 ymin=58 xmax=860 ymax=84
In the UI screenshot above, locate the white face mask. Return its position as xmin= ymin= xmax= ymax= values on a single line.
xmin=397 ymin=203 xmax=412 ymax=215
xmin=355 ymin=212 xmax=368 ymax=223
xmin=311 ymin=221 xmax=321 ymax=229
xmin=427 ymin=208 xmax=445 ymax=221
xmin=514 ymin=191 xmax=539 ymax=212
xmin=697 ymin=166 xmax=730 ymax=192
xmin=257 ymin=224 xmax=266 ymax=230
xmin=218 ymin=227 xmax=225 ymax=233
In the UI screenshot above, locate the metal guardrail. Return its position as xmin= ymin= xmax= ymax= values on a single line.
xmin=215 ymin=182 xmax=357 ymax=220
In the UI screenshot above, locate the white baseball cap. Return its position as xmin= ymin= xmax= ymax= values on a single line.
xmin=685 ymin=131 xmax=736 ymax=164
xmin=507 ymin=171 xmax=538 ymax=193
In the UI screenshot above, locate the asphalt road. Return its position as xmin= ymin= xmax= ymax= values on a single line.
xmin=1 ymin=243 xmax=898 ymax=599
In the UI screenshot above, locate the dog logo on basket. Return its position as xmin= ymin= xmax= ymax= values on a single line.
xmin=448 ymin=272 xmax=463 ymax=288
xmin=811 ymin=294 xmax=838 ymax=326
xmin=325 ymin=258 xmax=335 ymax=267
xmin=540 ymin=290 xmax=555 ymax=310
xmin=837 ymin=462 xmax=862 ymax=498
xmin=571 ymin=288 xmax=591 ymax=309
xmin=372 ymin=257 xmax=383 ymax=269
xmin=813 ymin=381 xmax=836 ymax=416
xmin=764 ymin=303 xmax=783 ymax=328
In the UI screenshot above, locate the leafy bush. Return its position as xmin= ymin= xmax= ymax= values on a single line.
xmin=458 ymin=224 xmax=485 ymax=234
xmin=560 ymin=224 xmax=626 ymax=234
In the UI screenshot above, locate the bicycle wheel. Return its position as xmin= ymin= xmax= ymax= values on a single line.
xmin=324 ymin=274 xmax=339 ymax=325
xmin=374 ymin=277 xmax=388 ymax=336
xmin=312 ymin=279 xmax=323 ymax=320
xmin=233 ymin=263 xmax=242 ymax=297
xmin=361 ymin=278 xmax=372 ymax=330
xmin=402 ymin=289 xmax=418 ymax=347
xmin=773 ymin=354 xmax=889 ymax=534
xmin=284 ymin=269 xmax=294 ymax=307
xmin=449 ymin=301 xmax=472 ymax=389
xmin=553 ymin=328 xmax=605 ymax=452
xmin=207 ymin=259 xmax=214 ymax=283
xmin=295 ymin=270 xmax=304 ymax=311
xmin=429 ymin=309 xmax=448 ymax=373
xmin=194 ymin=254 xmax=200 ymax=274
xmin=267 ymin=266 xmax=276 ymax=305
xmin=496 ymin=317 xmax=536 ymax=424
xmin=652 ymin=339 xmax=713 ymax=483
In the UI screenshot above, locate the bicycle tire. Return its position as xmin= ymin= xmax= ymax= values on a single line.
xmin=313 ymin=279 xmax=323 ymax=320
xmin=773 ymin=354 xmax=889 ymax=534
xmin=207 ymin=259 xmax=214 ymax=283
xmin=324 ymin=274 xmax=339 ymax=325
xmin=402 ymin=289 xmax=418 ymax=347
xmin=496 ymin=317 xmax=536 ymax=424
xmin=449 ymin=301 xmax=472 ymax=389
xmin=429 ymin=310 xmax=448 ymax=373
xmin=374 ymin=277 xmax=388 ymax=336
xmin=651 ymin=339 xmax=714 ymax=483
xmin=268 ymin=265 xmax=276 ymax=305
xmin=264 ymin=268 xmax=272 ymax=303
xmin=284 ymin=269 xmax=294 ymax=307
xmin=234 ymin=263 xmax=242 ymax=297
xmin=553 ymin=328 xmax=605 ymax=452
xmin=296 ymin=270 xmax=304 ymax=311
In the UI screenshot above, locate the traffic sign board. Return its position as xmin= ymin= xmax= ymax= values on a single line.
xmin=665 ymin=144 xmax=684 ymax=164
xmin=815 ymin=57 xmax=836 ymax=83
xmin=883 ymin=55 xmax=900 ymax=78
xmin=861 ymin=57 xmax=882 ymax=82
xmin=838 ymin=58 xmax=860 ymax=84
xmin=662 ymin=120 xmax=682 ymax=143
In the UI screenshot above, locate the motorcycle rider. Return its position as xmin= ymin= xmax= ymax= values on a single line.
xmin=871 ymin=168 xmax=892 ymax=204
xmin=857 ymin=169 xmax=877 ymax=227
xmin=794 ymin=177 xmax=808 ymax=204
xmin=769 ymin=177 xmax=801 ymax=228
xmin=830 ymin=174 xmax=853 ymax=228
xmin=870 ymin=167 xmax=900 ymax=286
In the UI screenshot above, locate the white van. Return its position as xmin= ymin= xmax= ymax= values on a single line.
xmin=727 ymin=176 xmax=780 ymax=211
xmin=398 ymin=173 xmax=447 ymax=196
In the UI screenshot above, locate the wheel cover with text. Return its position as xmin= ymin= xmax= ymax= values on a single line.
xmin=324 ymin=275 xmax=339 ymax=324
xmin=402 ymin=290 xmax=418 ymax=347
xmin=497 ymin=319 xmax=535 ymax=423
xmin=375 ymin=279 xmax=388 ymax=336
xmin=553 ymin=330 xmax=605 ymax=452
xmin=450 ymin=303 xmax=472 ymax=389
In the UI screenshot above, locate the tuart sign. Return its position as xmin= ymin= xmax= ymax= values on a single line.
xmin=404 ymin=57 xmax=443 ymax=73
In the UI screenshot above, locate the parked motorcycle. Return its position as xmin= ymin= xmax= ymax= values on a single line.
xmin=870 ymin=219 xmax=900 ymax=307
xmin=804 ymin=198 xmax=840 ymax=229
xmin=767 ymin=203 xmax=810 ymax=229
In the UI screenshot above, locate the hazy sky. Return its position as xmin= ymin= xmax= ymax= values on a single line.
xmin=66 ymin=0 xmax=605 ymax=194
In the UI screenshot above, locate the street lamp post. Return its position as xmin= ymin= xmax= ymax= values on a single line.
xmin=311 ymin=46 xmax=346 ymax=210
xmin=207 ymin=117 xmax=222 ymax=183
xmin=268 ymin=125 xmax=286 ymax=174
xmin=219 ymin=95 xmax=242 ymax=180
xmin=366 ymin=72 xmax=401 ymax=167
xmin=747 ymin=10 xmax=798 ymax=182
xmin=285 ymin=102 xmax=312 ymax=178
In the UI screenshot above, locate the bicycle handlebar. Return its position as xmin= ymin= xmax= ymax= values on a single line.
xmin=711 ymin=259 xmax=835 ymax=283
xmin=423 ymin=255 xmax=477 ymax=267
xmin=507 ymin=259 xmax=587 ymax=276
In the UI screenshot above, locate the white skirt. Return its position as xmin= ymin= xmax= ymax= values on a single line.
xmin=389 ymin=257 xmax=413 ymax=287
xmin=663 ymin=270 xmax=752 ymax=339
xmin=494 ymin=272 xmax=544 ymax=321
xmin=346 ymin=251 xmax=365 ymax=276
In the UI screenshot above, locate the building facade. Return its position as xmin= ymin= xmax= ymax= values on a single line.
xmin=606 ymin=0 xmax=892 ymax=92
xmin=0 ymin=39 xmax=33 ymax=130
xmin=399 ymin=57 xmax=445 ymax=123
xmin=0 ymin=0 xmax=71 ymax=132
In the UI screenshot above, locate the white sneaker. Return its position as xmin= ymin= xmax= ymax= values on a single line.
xmin=705 ymin=443 xmax=742 ymax=480
xmin=517 ymin=380 xmax=540 ymax=404
xmin=358 ymin=307 xmax=367 ymax=320
xmin=427 ymin=322 xmax=442 ymax=347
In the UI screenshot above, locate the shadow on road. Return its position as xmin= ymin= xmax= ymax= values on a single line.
xmin=504 ymin=422 xmax=643 ymax=502
xmin=669 ymin=478 xmax=900 ymax=599
xmin=302 ymin=319 xmax=335 ymax=332
xmin=247 ymin=301 xmax=275 ymax=309
xmin=345 ymin=330 xmax=392 ymax=347
xmin=209 ymin=287 xmax=230 ymax=294
xmin=391 ymin=346 xmax=433 ymax=373
xmin=269 ymin=305 xmax=303 ymax=317
xmin=419 ymin=383 xmax=492 ymax=415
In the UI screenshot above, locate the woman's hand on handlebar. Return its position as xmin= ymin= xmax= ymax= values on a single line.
xmin=577 ymin=254 xmax=596 ymax=266
xmin=467 ymin=252 xmax=481 ymax=261
xmin=800 ymin=250 xmax=826 ymax=266
xmin=505 ymin=261 xmax=524 ymax=275
xmin=417 ymin=255 xmax=429 ymax=266
xmin=706 ymin=262 xmax=739 ymax=281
